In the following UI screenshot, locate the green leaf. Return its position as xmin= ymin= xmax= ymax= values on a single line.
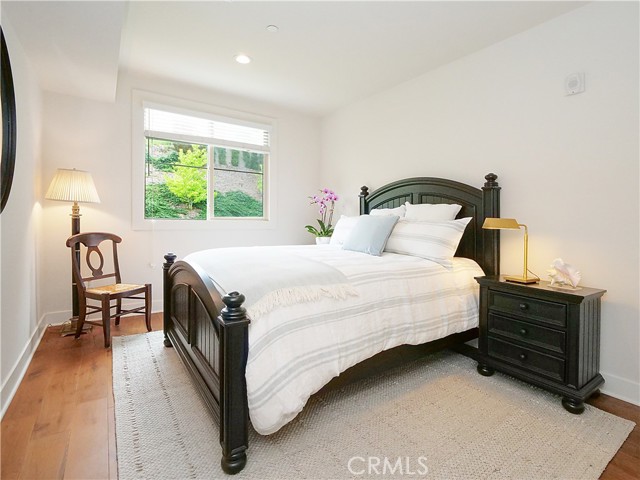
xmin=305 ymin=225 xmax=320 ymax=236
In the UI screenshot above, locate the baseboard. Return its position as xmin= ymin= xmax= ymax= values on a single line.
xmin=601 ymin=370 xmax=640 ymax=406
xmin=152 ymin=299 xmax=163 ymax=314
xmin=0 ymin=314 xmax=49 ymax=419
xmin=42 ymin=299 xmax=164 ymax=326
xmin=43 ymin=309 xmax=73 ymax=326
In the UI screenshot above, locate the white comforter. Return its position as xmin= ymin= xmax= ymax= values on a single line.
xmin=189 ymin=245 xmax=484 ymax=435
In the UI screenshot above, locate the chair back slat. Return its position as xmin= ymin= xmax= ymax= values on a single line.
xmin=82 ymin=272 xmax=117 ymax=283
xmin=66 ymin=232 xmax=123 ymax=289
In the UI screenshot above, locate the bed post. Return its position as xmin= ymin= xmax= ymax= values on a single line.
xmin=359 ymin=185 xmax=369 ymax=214
xmin=162 ymin=253 xmax=177 ymax=348
xmin=218 ymin=292 xmax=250 ymax=474
xmin=481 ymin=173 xmax=501 ymax=276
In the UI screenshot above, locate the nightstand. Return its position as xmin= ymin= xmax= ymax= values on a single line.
xmin=475 ymin=276 xmax=606 ymax=414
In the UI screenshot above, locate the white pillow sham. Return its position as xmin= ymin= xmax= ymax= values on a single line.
xmin=404 ymin=202 xmax=462 ymax=221
xmin=329 ymin=215 xmax=359 ymax=246
xmin=384 ymin=217 xmax=472 ymax=268
xmin=370 ymin=205 xmax=406 ymax=217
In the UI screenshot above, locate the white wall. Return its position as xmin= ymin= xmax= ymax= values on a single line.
xmin=322 ymin=3 xmax=639 ymax=404
xmin=4 ymin=1 xmax=637 ymax=415
xmin=39 ymin=71 xmax=321 ymax=321
xmin=0 ymin=20 xmax=44 ymax=416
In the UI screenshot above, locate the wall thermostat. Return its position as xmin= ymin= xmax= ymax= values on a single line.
xmin=565 ymin=72 xmax=585 ymax=95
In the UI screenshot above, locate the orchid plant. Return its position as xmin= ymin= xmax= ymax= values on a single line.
xmin=305 ymin=188 xmax=339 ymax=237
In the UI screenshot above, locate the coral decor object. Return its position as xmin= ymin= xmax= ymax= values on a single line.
xmin=547 ymin=258 xmax=581 ymax=288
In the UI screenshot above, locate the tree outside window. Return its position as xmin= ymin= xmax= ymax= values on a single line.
xmin=143 ymin=107 xmax=269 ymax=220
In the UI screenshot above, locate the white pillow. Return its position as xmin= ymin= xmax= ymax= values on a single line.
xmin=329 ymin=215 xmax=359 ymax=246
xmin=404 ymin=202 xmax=462 ymax=221
xmin=342 ymin=215 xmax=399 ymax=256
xmin=370 ymin=205 xmax=406 ymax=217
xmin=384 ymin=217 xmax=472 ymax=268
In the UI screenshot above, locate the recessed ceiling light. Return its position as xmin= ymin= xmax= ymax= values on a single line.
xmin=266 ymin=25 xmax=279 ymax=33
xmin=234 ymin=54 xmax=251 ymax=65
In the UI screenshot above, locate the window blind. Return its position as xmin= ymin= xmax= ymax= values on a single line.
xmin=144 ymin=107 xmax=270 ymax=152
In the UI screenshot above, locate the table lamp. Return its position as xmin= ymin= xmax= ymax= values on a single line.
xmin=482 ymin=218 xmax=539 ymax=284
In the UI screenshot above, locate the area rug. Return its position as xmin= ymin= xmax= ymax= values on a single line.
xmin=113 ymin=331 xmax=634 ymax=479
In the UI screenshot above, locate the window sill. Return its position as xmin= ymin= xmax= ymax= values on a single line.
xmin=132 ymin=217 xmax=275 ymax=231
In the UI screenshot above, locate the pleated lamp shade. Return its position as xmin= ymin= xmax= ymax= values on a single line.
xmin=45 ymin=168 xmax=100 ymax=204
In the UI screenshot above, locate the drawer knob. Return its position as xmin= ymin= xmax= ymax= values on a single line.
xmin=519 ymin=353 xmax=527 ymax=361
xmin=519 ymin=303 xmax=529 ymax=311
xmin=520 ymin=328 xmax=528 ymax=336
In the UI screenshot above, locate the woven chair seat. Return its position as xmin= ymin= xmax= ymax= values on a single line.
xmin=86 ymin=283 xmax=145 ymax=295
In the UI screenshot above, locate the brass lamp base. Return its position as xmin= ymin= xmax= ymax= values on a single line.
xmin=504 ymin=275 xmax=539 ymax=284
xmin=60 ymin=318 xmax=92 ymax=337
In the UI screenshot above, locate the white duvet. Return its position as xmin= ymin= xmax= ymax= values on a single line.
xmin=189 ymin=245 xmax=484 ymax=435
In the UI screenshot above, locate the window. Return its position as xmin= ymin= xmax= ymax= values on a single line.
xmin=142 ymin=105 xmax=270 ymax=222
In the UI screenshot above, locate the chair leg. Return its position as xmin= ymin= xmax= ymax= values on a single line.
xmin=75 ymin=296 xmax=87 ymax=339
xmin=102 ymin=295 xmax=111 ymax=348
xmin=115 ymin=299 xmax=122 ymax=326
xmin=145 ymin=284 xmax=152 ymax=332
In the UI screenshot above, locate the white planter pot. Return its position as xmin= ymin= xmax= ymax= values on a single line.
xmin=315 ymin=237 xmax=331 ymax=245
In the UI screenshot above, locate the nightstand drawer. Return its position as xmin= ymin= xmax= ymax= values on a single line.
xmin=488 ymin=337 xmax=565 ymax=382
xmin=489 ymin=290 xmax=566 ymax=327
xmin=488 ymin=314 xmax=566 ymax=355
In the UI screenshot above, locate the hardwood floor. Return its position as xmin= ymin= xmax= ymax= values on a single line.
xmin=590 ymin=393 xmax=640 ymax=480
xmin=1 ymin=314 xmax=638 ymax=479
xmin=1 ymin=314 xmax=162 ymax=480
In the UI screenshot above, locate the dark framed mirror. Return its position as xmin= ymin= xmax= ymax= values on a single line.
xmin=1 ymin=26 xmax=17 ymax=213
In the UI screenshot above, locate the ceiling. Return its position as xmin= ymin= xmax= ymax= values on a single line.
xmin=3 ymin=1 xmax=587 ymax=116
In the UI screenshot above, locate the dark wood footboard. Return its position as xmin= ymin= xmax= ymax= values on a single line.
xmin=162 ymin=173 xmax=501 ymax=475
xmin=162 ymin=253 xmax=250 ymax=474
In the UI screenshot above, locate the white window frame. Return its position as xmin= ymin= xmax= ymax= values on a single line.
xmin=132 ymin=90 xmax=277 ymax=231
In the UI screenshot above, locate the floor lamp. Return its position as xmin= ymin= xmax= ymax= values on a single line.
xmin=45 ymin=168 xmax=101 ymax=334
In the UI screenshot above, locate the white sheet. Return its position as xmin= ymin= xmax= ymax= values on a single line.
xmin=191 ymin=245 xmax=484 ymax=435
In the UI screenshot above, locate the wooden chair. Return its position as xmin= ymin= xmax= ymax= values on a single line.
xmin=66 ymin=232 xmax=151 ymax=348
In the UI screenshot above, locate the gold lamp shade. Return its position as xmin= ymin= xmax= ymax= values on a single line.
xmin=482 ymin=217 xmax=520 ymax=230
xmin=482 ymin=217 xmax=538 ymax=284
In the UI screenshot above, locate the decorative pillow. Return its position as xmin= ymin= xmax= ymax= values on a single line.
xmin=404 ymin=202 xmax=462 ymax=221
xmin=384 ymin=217 xmax=472 ymax=268
xmin=329 ymin=215 xmax=359 ymax=246
xmin=342 ymin=215 xmax=399 ymax=256
xmin=370 ymin=205 xmax=406 ymax=217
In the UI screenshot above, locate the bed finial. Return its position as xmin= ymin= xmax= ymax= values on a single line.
xmin=221 ymin=291 xmax=247 ymax=317
xmin=484 ymin=173 xmax=498 ymax=188
xmin=359 ymin=186 xmax=370 ymax=215
xmin=164 ymin=252 xmax=177 ymax=266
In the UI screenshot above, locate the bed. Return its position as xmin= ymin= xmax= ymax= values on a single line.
xmin=162 ymin=173 xmax=501 ymax=474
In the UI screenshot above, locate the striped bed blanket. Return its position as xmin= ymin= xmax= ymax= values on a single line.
xmin=184 ymin=247 xmax=359 ymax=320
xmin=187 ymin=245 xmax=484 ymax=435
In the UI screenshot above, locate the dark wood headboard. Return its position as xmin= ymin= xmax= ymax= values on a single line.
xmin=359 ymin=173 xmax=501 ymax=276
